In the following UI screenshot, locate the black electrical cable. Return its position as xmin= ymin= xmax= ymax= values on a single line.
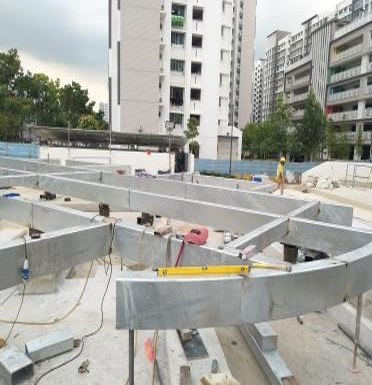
xmin=0 ymin=238 xmax=28 ymax=349
xmin=0 ymin=283 xmax=25 ymax=349
xmin=34 ymin=219 xmax=120 ymax=385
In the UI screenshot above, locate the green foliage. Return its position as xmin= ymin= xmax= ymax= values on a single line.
xmin=77 ymin=114 xmax=108 ymax=130
xmin=242 ymin=96 xmax=291 ymax=159
xmin=184 ymin=117 xmax=199 ymax=141
xmin=327 ymin=122 xmax=350 ymax=159
xmin=335 ymin=123 xmax=350 ymax=160
xmin=59 ymin=82 xmax=95 ymax=127
xmin=189 ymin=140 xmax=200 ymax=158
xmin=355 ymin=129 xmax=363 ymax=160
xmin=296 ymin=88 xmax=325 ymax=161
xmin=326 ymin=121 xmax=337 ymax=159
xmin=0 ymin=48 xmax=103 ymax=141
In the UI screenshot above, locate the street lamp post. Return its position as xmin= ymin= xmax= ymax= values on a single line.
xmin=165 ymin=121 xmax=175 ymax=173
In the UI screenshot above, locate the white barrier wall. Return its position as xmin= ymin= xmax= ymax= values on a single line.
xmin=39 ymin=147 xmax=182 ymax=175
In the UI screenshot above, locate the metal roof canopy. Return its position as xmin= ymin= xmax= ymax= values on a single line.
xmin=22 ymin=126 xmax=187 ymax=151
xmin=0 ymin=156 xmax=370 ymax=332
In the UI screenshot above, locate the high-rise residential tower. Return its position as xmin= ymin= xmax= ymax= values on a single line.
xmin=108 ymin=0 xmax=256 ymax=160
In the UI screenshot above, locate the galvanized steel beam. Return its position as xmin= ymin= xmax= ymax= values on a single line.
xmin=0 ymin=223 xmax=111 ymax=291
xmin=0 ymin=197 xmax=103 ymax=231
xmin=116 ymin=242 xmax=372 ymax=330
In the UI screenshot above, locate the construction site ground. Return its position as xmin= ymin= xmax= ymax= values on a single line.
xmin=0 ymin=184 xmax=372 ymax=384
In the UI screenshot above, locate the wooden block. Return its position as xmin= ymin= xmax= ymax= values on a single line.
xmin=179 ymin=329 xmax=192 ymax=342
xmin=180 ymin=365 xmax=191 ymax=385
xmin=154 ymin=224 xmax=172 ymax=237
xmin=282 ymin=376 xmax=299 ymax=385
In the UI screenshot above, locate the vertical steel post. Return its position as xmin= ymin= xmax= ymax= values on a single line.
xmin=351 ymin=294 xmax=363 ymax=373
xmin=129 ymin=329 xmax=135 ymax=385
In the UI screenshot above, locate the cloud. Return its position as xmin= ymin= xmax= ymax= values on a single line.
xmin=0 ymin=0 xmax=107 ymax=103
xmin=19 ymin=51 xmax=107 ymax=109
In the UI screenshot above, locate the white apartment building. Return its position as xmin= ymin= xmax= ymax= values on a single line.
xmin=252 ymin=59 xmax=265 ymax=123
xmin=284 ymin=14 xmax=340 ymax=125
xmin=327 ymin=1 xmax=372 ymax=160
xmin=108 ymin=0 xmax=255 ymax=160
xmin=262 ymin=30 xmax=290 ymax=121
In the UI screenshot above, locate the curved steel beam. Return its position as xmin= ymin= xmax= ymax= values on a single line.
xmin=116 ymin=242 xmax=372 ymax=330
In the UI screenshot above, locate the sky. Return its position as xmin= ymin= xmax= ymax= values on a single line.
xmin=0 ymin=0 xmax=342 ymax=106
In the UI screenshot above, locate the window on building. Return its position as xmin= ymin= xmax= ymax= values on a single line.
xmin=170 ymin=87 xmax=184 ymax=106
xmin=193 ymin=7 xmax=203 ymax=20
xmin=171 ymin=32 xmax=185 ymax=45
xmin=191 ymin=62 xmax=202 ymax=74
xmin=190 ymin=88 xmax=201 ymax=101
xmin=192 ymin=35 xmax=203 ymax=48
xmin=171 ymin=59 xmax=185 ymax=73
xmin=172 ymin=4 xmax=185 ymax=17
xmin=170 ymin=113 xmax=183 ymax=126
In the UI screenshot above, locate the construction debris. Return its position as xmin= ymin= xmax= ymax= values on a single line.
xmin=78 ymin=359 xmax=90 ymax=374
xmin=180 ymin=365 xmax=191 ymax=385
xmin=302 ymin=174 xmax=340 ymax=189
xmin=200 ymin=372 xmax=240 ymax=385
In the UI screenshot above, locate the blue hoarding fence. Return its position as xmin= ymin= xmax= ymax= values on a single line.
xmin=0 ymin=142 xmax=40 ymax=159
xmin=195 ymin=159 xmax=320 ymax=176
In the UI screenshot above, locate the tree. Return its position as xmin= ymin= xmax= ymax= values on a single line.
xmin=296 ymin=88 xmax=325 ymax=161
xmin=268 ymin=94 xmax=291 ymax=156
xmin=189 ymin=141 xmax=200 ymax=158
xmin=326 ymin=121 xmax=337 ymax=159
xmin=77 ymin=114 xmax=107 ymax=130
xmin=335 ymin=122 xmax=350 ymax=160
xmin=184 ymin=117 xmax=199 ymax=140
xmin=184 ymin=117 xmax=199 ymax=156
xmin=59 ymin=82 xmax=95 ymax=127
xmin=0 ymin=49 xmax=22 ymax=93
xmin=355 ymin=128 xmax=363 ymax=160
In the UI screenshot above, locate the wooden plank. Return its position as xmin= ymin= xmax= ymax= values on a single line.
xmin=180 ymin=365 xmax=191 ymax=385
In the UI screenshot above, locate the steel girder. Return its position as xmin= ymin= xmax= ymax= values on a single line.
xmin=0 ymin=156 xmax=370 ymax=332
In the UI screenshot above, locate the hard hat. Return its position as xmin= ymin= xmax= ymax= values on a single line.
xmin=280 ymin=157 xmax=286 ymax=162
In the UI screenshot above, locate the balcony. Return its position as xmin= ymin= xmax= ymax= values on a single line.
xmin=345 ymin=131 xmax=372 ymax=142
xmin=170 ymin=71 xmax=185 ymax=86
xmin=330 ymin=45 xmax=363 ymax=65
xmin=327 ymin=88 xmax=360 ymax=103
xmin=171 ymin=15 xmax=185 ymax=30
xmin=364 ymin=109 xmax=372 ymax=118
xmin=287 ymin=75 xmax=311 ymax=90
xmin=334 ymin=12 xmax=372 ymax=39
xmin=329 ymin=67 xmax=361 ymax=84
xmin=293 ymin=110 xmax=305 ymax=120
xmin=365 ymin=85 xmax=372 ymax=96
xmin=290 ymin=93 xmax=308 ymax=104
xmin=329 ymin=110 xmax=358 ymax=122
xmin=171 ymin=44 xmax=186 ymax=60
xmin=169 ymin=102 xmax=184 ymax=112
